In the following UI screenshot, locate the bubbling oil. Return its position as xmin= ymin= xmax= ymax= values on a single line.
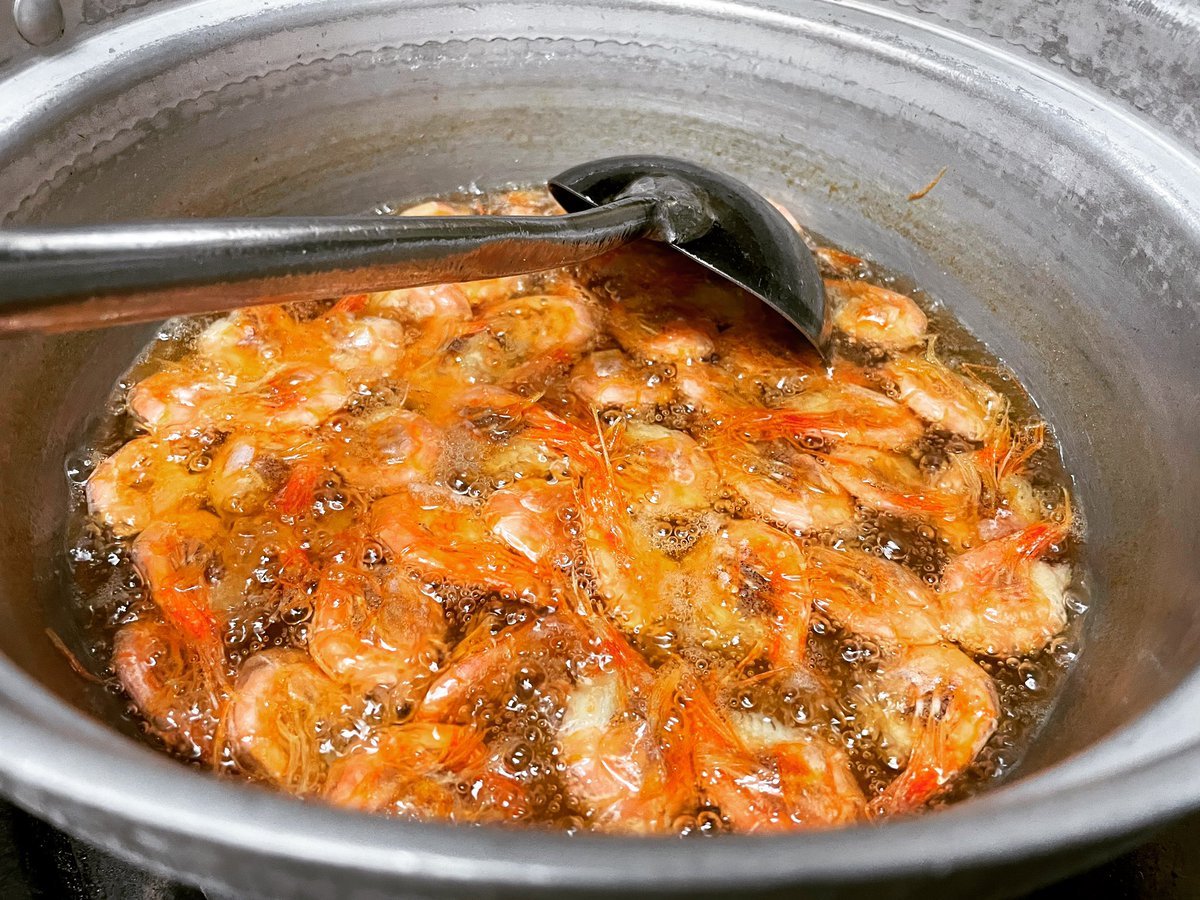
xmin=63 ymin=186 xmax=1087 ymax=832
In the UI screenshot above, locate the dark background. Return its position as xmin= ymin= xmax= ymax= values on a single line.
xmin=0 ymin=801 xmax=1196 ymax=899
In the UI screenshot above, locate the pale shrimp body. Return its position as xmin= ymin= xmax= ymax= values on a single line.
xmin=324 ymin=722 xmax=529 ymax=823
xmin=606 ymin=303 xmax=717 ymax=365
xmin=307 ymin=567 xmax=446 ymax=691
xmin=940 ymin=519 xmax=1072 ymax=657
xmin=557 ymin=632 xmax=691 ymax=833
xmin=112 ymin=618 xmax=225 ymax=762
xmin=371 ymin=488 xmax=549 ymax=603
xmin=687 ymin=519 xmax=812 ymax=670
xmin=570 ymin=349 xmax=674 ymax=413
xmin=327 ymin=408 xmax=444 ymax=497
xmin=86 ymin=436 xmax=206 ymax=536
xmin=708 ymin=435 xmax=856 ymax=534
xmin=882 ymin=354 xmax=1002 ymax=443
xmin=482 ymin=479 xmax=574 ymax=566
xmin=610 ymin=422 xmax=719 ymax=519
xmin=826 ymin=279 xmax=928 ymax=351
xmin=804 ymin=545 xmax=946 ymax=647
xmin=856 ymin=644 xmax=999 ymax=815
xmin=225 ymin=649 xmax=348 ymax=794
xmin=206 ymin=429 xmax=318 ymax=516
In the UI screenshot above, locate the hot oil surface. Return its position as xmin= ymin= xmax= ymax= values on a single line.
xmin=64 ymin=187 xmax=1086 ymax=832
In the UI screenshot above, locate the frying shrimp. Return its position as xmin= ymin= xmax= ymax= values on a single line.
xmin=610 ymin=422 xmax=719 ymax=519
xmin=372 ymin=488 xmax=550 ymax=602
xmin=881 ymin=353 xmax=1002 ymax=443
xmin=804 ymin=545 xmax=946 ymax=646
xmin=113 ymin=618 xmax=225 ymax=762
xmin=826 ymin=279 xmax=928 ymax=351
xmin=607 ymin=303 xmax=717 ymax=365
xmin=855 ymin=644 xmax=999 ymax=815
xmin=940 ymin=518 xmax=1072 ymax=657
xmin=557 ymin=618 xmax=692 ymax=832
xmin=707 ymin=433 xmax=856 ymax=534
xmin=225 ymin=649 xmax=347 ymax=793
xmin=324 ymin=722 xmax=530 ymax=823
xmin=669 ymin=668 xmax=865 ymax=831
xmin=687 ymin=519 xmax=811 ymax=670
xmin=308 ymin=567 xmax=446 ymax=691
xmin=570 ymin=349 xmax=674 ymax=413
xmin=327 ymin=408 xmax=444 ymax=496
xmin=78 ymin=186 xmax=1082 ymax=834
xmin=86 ymin=436 xmax=205 ymax=536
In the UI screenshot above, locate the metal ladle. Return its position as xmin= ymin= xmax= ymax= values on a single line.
xmin=0 ymin=155 xmax=828 ymax=349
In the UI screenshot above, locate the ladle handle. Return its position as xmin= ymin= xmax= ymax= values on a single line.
xmin=0 ymin=196 xmax=658 ymax=333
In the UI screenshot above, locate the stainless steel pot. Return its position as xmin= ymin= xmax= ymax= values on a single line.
xmin=1 ymin=1 xmax=1198 ymax=897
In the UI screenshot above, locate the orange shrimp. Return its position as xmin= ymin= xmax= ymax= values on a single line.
xmin=825 ymin=279 xmax=928 ymax=351
xmin=371 ymin=488 xmax=551 ymax=603
xmin=326 ymin=407 xmax=444 ymax=497
xmin=803 ymin=545 xmax=946 ymax=646
xmin=131 ymin=511 xmax=225 ymax=654
xmin=881 ymin=353 xmax=1002 ymax=443
xmin=224 ymin=649 xmax=348 ymax=793
xmin=112 ymin=618 xmax=226 ymax=762
xmin=569 ymin=349 xmax=675 ymax=413
xmin=324 ymin=722 xmax=530 ymax=823
xmin=706 ymin=431 xmax=856 ymax=534
xmin=307 ymin=566 xmax=446 ymax=691
xmin=856 ymin=644 xmax=999 ymax=816
xmin=557 ymin=612 xmax=695 ymax=832
xmin=668 ymin=667 xmax=865 ymax=832
xmin=86 ymin=436 xmax=206 ymax=536
xmin=940 ymin=516 xmax=1072 ymax=656
xmin=686 ymin=519 xmax=811 ymax=670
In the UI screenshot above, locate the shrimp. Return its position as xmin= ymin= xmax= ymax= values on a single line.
xmin=86 ymin=436 xmax=205 ymax=536
xmin=569 ymin=349 xmax=674 ymax=413
xmin=239 ymin=363 xmax=351 ymax=430
xmin=132 ymin=511 xmax=225 ymax=656
xmin=194 ymin=306 xmax=302 ymax=382
xmin=707 ymin=432 xmax=856 ymax=534
xmin=855 ymin=644 xmax=999 ymax=815
xmin=225 ymin=649 xmax=348 ymax=793
xmin=610 ymin=422 xmax=719 ymax=519
xmin=826 ymin=279 xmax=928 ymax=351
xmin=324 ymin=722 xmax=530 ymax=823
xmin=668 ymin=668 xmax=865 ymax=831
xmin=606 ymin=303 xmax=717 ymax=365
xmin=206 ymin=429 xmax=318 ymax=516
xmin=413 ymin=614 xmax=579 ymax=724
xmin=113 ymin=618 xmax=225 ymax=762
xmin=128 ymin=367 xmax=231 ymax=433
xmin=685 ymin=519 xmax=811 ymax=670
xmin=881 ymin=354 xmax=1002 ymax=443
xmin=327 ymin=407 xmax=443 ymax=496
xmin=559 ymin=667 xmax=695 ymax=830
xmin=482 ymin=479 xmax=575 ymax=566
xmin=748 ymin=377 xmax=926 ymax=450
xmin=940 ymin=518 xmax=1072 ymax=657
xmin=308 ymin=567 xmax=446 ymax=691
xmin=817 ymin=444 xmax=976 ymax=524
xmin=360 ymin=283 xmax=473 ymax=359
xmin=322 ymin=307 xmax=408 ymax=377
xmin=803 ymin=545 xmax=945 ymax=646
xmin=371 ymin=487 xmax=550 ymax=602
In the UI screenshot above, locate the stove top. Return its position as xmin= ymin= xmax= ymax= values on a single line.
xmin=1 ymin=800 xmax=1195 ymax=898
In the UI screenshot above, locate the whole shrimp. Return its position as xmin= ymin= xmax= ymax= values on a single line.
xmin=851 ymin=644 xmax=999 ymax=816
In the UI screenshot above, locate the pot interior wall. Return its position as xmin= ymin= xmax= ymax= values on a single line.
xmin=0 ymin=1 xmax=1198 ymax=794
